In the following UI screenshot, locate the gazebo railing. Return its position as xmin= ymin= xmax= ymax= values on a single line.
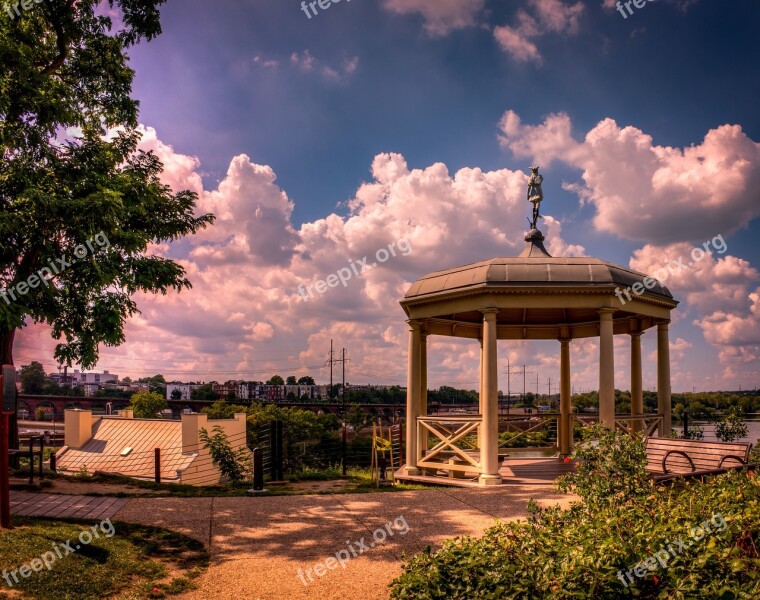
xmin=498 ymin=414 xmax=559 ymax=449
xmin=571 ymin=413 xmax=663 ymax=438
xmin=417 ymin=415 xmax=482 ymax=473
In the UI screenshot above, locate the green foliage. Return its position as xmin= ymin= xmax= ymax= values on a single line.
xmin=286 ymin=376 xmax=297 ymax=385
xmin=170 ymin=388 xmax=183 ymax=400
xmin=267 ymin=375 xmax=285 ymax=386
xmin=198 ymin=425 xmax=250 ymax=485
xmin=201 ymin=400 xmax=247 ymax=419
xmin=712 ymin=407 xmax=749 ymax=443
xmin=391 ymin=427 xmax=760 ymax=599
xmin=556 ymin=424 xmax=653 ymax=507
xmin=190 ymin=384 xmax=218 ymax=400
xmin=499 ymin=427 xmax=550 ymax=448
xmin=0 ymin=1 xmax=214 ymax=368
xmin=19 ymin=361 xmax=46 ymax=393
xmin=128 ymin=390 xmax=167 ymax=418
xmin=247 ymin=402 xmax=341 ymax=472
xmin=297 ymin=376 xmax=315 ymax=385
xmin=345 ymin=403 xmax=375 ymax=434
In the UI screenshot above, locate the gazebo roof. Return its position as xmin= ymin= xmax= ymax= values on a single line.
xmin=403 ymin=230 xmax=674 ymax=305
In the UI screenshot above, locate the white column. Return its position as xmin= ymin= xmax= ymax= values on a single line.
xmin=559 ymin=338 xmax=572 ymax=455
xmin=419 ymin=331 xmax=429 ymax=456
xmin=657 ymin=321 xmax=672 ymax=437
xmin=599 ymin=308 xmax=615 ymax=429
xmin=480 ymin=309 xmax=501 ymax=485
xmin=478 ymin=338 xmax=484 ymax=450
xmin=404 ymin=320 xmax=421 ymax=475
xmin=630 ymin=332 xmax=643 ymax=434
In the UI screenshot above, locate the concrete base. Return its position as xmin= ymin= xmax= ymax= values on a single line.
xmin=403 ymin=466 xmax=421 ymax=476
xmin=478 ymin=474 xmax=503 ymax=486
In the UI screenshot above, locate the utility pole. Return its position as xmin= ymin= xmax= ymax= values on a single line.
xmin=503 ymin=358 xmax=522 ymax=416
xmin=334 ymin=348 xmax=350 ymax=475
xmin=325 ymin=340 xmax=336 ymax=400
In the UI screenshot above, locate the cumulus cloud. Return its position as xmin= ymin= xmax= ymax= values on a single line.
xmin=499 ymin=110 xmax=760 ymax=244
xmin=16 ymin=130 xmax=586 ymax=386
xmin=382 ymin=0 xmax=485 ymax=35
xmin=494 ymin=0 xmax=584 ymax=63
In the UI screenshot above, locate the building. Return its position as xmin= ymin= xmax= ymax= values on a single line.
xmin=57 ymin=409 xmax=248 ymax=486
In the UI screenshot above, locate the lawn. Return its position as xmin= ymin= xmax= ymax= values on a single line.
xmin=0 ymin=518 xmax=208 ymax=599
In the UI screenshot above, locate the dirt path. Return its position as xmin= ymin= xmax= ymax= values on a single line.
xmin=113 ymin=486 xmax=573 ymax=600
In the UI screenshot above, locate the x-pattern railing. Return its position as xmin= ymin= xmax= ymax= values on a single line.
xmin=417 ymin=415 xmax=482 ymax=470
xmin=498 ymin=414 xmax=558 ymax=448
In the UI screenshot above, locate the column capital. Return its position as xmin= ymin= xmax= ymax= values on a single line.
xmin=629 ymin=331 xmax=643 ymax=339
xmin=657 ymin=319 xmax=671 ymax=329
xmin=481 ymin=307 xmax=499 ymax=319
xmin=559 ymin=337 xmax=572 ymax=345
xmin=406 ymin=319 xmax=422 ymax=331
xmin=598 ymin=307 xmax=616 ymax=317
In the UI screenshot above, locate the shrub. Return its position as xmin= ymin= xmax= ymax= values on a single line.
xmin=390 ymin=427 xmax=760 ymax=599
xmin=198 ymin=426 xmax=251 ymax=485
xmin=712 ymin=407 xmax=749 ymax=443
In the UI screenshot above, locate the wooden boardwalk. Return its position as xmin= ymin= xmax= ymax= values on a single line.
xmin=396 ymin=456 xmax=576 ymax=487
xmin=9 ymin=492 xmax=129 ymax=520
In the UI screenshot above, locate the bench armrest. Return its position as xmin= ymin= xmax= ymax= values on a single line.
xmin=718 ymin=454 xmax=747 ymax=468
xmin=662 ymin=450 xmax=695 ymax=474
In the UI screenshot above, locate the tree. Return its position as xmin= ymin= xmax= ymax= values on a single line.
xmin=191 ymin=384 xmax=218 ymax=400
xmin=0 ymin=2 xmax=214 ymax=442
xmin=712 ymin=407 xmax=749 ymax=443
xmin=267 ymin=375 xmax=285 ymax=386
xmin=128 ymin=391 xmax=167 ymax=418
xmin=345 ymin=404 xmax=374 ymax=434
xmin=201 ymin=400 xmax=248 ymax=420
xmin=286 ymin=376 xmax=297 ymax=385
xmin=19 ymin=361 xmax=46 ymax=394
xmin=121 ymin=377 xmax=132 ymax=384
xmin=170 ymin=388 xmax=182 ymax=400
xmin=297 ymin=376 xmax=315 ymax=385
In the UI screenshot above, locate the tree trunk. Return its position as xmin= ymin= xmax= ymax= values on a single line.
xmin=0 ymin=327 xmax=19 ymax=463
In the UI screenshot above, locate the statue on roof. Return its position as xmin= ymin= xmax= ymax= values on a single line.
xmin=527 ymin=166 xmax=543 ymax=230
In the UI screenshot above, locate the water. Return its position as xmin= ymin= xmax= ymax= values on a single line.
xmin=686 ymin=419 xmax=760 ymax=445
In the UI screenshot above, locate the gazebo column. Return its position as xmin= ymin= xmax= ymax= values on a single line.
xmin=480 ymin=309 xmax=501 ymax=486
xmin=657 ymin=321 xmax=672 ymax=437
xmin=404 ymin=320 xmax=421 ymax=475
xmin=419 ymin=331 xmax=429 ymax=458
xmin=478 ymin=338 xmax=484 ymax=450
xmin=598 ymin=308 xmax=616 ymax=429
xmin=559 ymin=338 xmax=572 ymax=455
xmin=630 ymin=331 xmax=643 ymax=434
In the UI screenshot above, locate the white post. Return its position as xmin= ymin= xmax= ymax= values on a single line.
xmin=480 ymin=309 xmax=502 ymax=485
xmin=599 ymin=309 xmax=615 ymax=429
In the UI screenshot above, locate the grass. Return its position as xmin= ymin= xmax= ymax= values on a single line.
xmin=35 ymin=467 xmax=436 ymax=497
xmin=0 ymin=517 xmax=208 ymax=599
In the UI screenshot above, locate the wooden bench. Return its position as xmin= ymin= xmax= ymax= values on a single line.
xmin=645 ymin=437 xmax=754 ymax=481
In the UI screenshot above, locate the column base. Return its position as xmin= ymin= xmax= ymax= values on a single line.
xmin=478 ymin=473 xmax=502 ymax=486
xmin=403 ymin=466 xmax=421 ymax=476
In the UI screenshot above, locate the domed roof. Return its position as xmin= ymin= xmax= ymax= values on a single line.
xmin=403 ymin=233 xmax=674 ymax=304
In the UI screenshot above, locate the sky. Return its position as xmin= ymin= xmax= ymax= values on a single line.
xmin=16 ymin=0 xmax=760 ymax=393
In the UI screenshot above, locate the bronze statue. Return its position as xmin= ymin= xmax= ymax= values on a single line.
xmin=527 ymin=166 xmax=543 ymax=229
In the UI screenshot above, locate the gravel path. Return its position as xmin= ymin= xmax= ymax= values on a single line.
xmin=113 ymin=486 xmax=573 ymax=600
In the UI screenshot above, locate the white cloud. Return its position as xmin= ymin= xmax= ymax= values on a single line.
xmin=499 ymin=111 xmax=760 ymax=244
xmin=494 ymin=1 xmax=584 ymax=62
xmin=382 ymin=0 xmax=485 ymax=35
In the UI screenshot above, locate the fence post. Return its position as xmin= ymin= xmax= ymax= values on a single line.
xmin=275 ymin=420 xmax=284 ymax=480
xmin=154 ymin=448 xmax=161 ymax=483
xmin=50 ymin=453 xmax=57 ymax=473
xmin=683 ymin=411 xmax=689 ymax=438
xmin=270 ymin=420 xmax=277 ymax=479
xmin=252 ymin=447 xmax=264 ymax=491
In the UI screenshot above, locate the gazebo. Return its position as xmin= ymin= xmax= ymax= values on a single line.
xmin=397 ymin=167 xmax=679 ymax=486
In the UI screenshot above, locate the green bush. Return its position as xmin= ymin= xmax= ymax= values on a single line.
xmin=390 ymin=427 xmax=760 ymax=599
xmin=198 ymin=425 xmax=251 ymax=485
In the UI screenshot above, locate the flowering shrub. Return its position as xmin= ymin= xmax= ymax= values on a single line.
xmin=390 ymin=428 xmax=760 ymax=599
